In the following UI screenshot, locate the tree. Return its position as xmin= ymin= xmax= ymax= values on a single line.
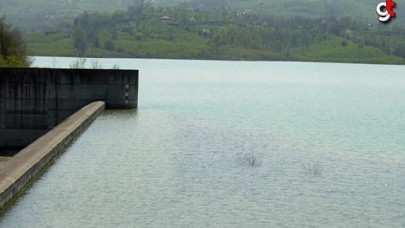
xmin=128 ymin=0 xmax=145 ymax=21
xmin=0 ymin=17 xmax=30 ymax=67
xmin=73 ymin=28 xmax=88 ymax=56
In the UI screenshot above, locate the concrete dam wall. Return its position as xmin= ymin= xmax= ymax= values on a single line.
xmin=0 ymin=68 xmax=138 ymax=148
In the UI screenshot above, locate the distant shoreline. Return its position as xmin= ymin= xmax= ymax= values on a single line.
xmin=30 ymin=55 xmax=405 ymax=66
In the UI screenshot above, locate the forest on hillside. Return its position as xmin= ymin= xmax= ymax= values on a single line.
xmin=22 ymin=0 xmax=405 ymax=64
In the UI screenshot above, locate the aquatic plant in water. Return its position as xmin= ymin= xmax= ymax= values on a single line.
xmin=241 ymin=145 xmax=260 ymax=167
xmin=302 ymin=161 xmax=323 ymax=176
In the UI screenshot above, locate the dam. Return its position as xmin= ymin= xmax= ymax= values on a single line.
xmin=0 ymin=67 xmax=138 ymax=211
xmin=0 ymin=67 xmax=138 ymax=148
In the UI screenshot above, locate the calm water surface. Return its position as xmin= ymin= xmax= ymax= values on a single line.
xmin=1 ymin=58 xmax=404 ymax=227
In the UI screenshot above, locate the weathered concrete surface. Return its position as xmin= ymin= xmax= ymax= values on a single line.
xmin=0 ymin=157 xmax=9 ymax=168
xmin=0 ymin=68 xmax=138 ymax=148
xmin=0 ymin=101 xmax=105 ymax=212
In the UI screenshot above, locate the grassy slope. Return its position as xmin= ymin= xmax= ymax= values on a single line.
xmin=25 ymin=33 xmax=75 ymax=56
xmin=25 ymin=30 xmax=405 ymax=64
xmin=289 ymin=37 xmax=405 ymax=64
xmin=114 ymin=30 xmax=207 ymax=58
xmin=24 ymin=22 xmax=209 ymax=58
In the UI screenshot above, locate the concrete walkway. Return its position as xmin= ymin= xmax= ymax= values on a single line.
xmin=0 ymin=157 xmax=10 ymax=168
xmin=0 ymin=101 xmax=105 ymax=212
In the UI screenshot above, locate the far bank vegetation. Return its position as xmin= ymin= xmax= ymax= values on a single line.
xmin=24 ymin=1 xmax=405 ymax=64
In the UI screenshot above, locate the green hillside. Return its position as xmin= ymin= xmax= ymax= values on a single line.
xmin=22 ymin=5 xmax=405 ymax=64
xmin=1 ymin=0 xmax=405 ymax=31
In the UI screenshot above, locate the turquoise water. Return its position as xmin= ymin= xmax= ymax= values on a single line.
xmin=1 ymin=58 xmax=404 ymax=227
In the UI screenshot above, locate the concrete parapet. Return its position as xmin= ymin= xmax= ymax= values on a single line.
xmin=0 ymin=101 xmax=105 ymax=212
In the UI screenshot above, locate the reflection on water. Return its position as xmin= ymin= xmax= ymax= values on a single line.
xmin=0 ymin=58 xmax=404 ymax=227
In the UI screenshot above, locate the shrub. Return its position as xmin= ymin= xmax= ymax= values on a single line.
xmin=341 ymin=40 xmax=348 ymax=47
xmin=69 ymin=57 xmax=87 ymax=68
xmin=0 ymin=17 xmax=31 ymax=67
xmin=91 ymin=59 xmax=102 ymax=69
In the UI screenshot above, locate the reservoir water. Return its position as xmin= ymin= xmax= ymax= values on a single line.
xmin=1 ymin=58 xmax=404 ymax=227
